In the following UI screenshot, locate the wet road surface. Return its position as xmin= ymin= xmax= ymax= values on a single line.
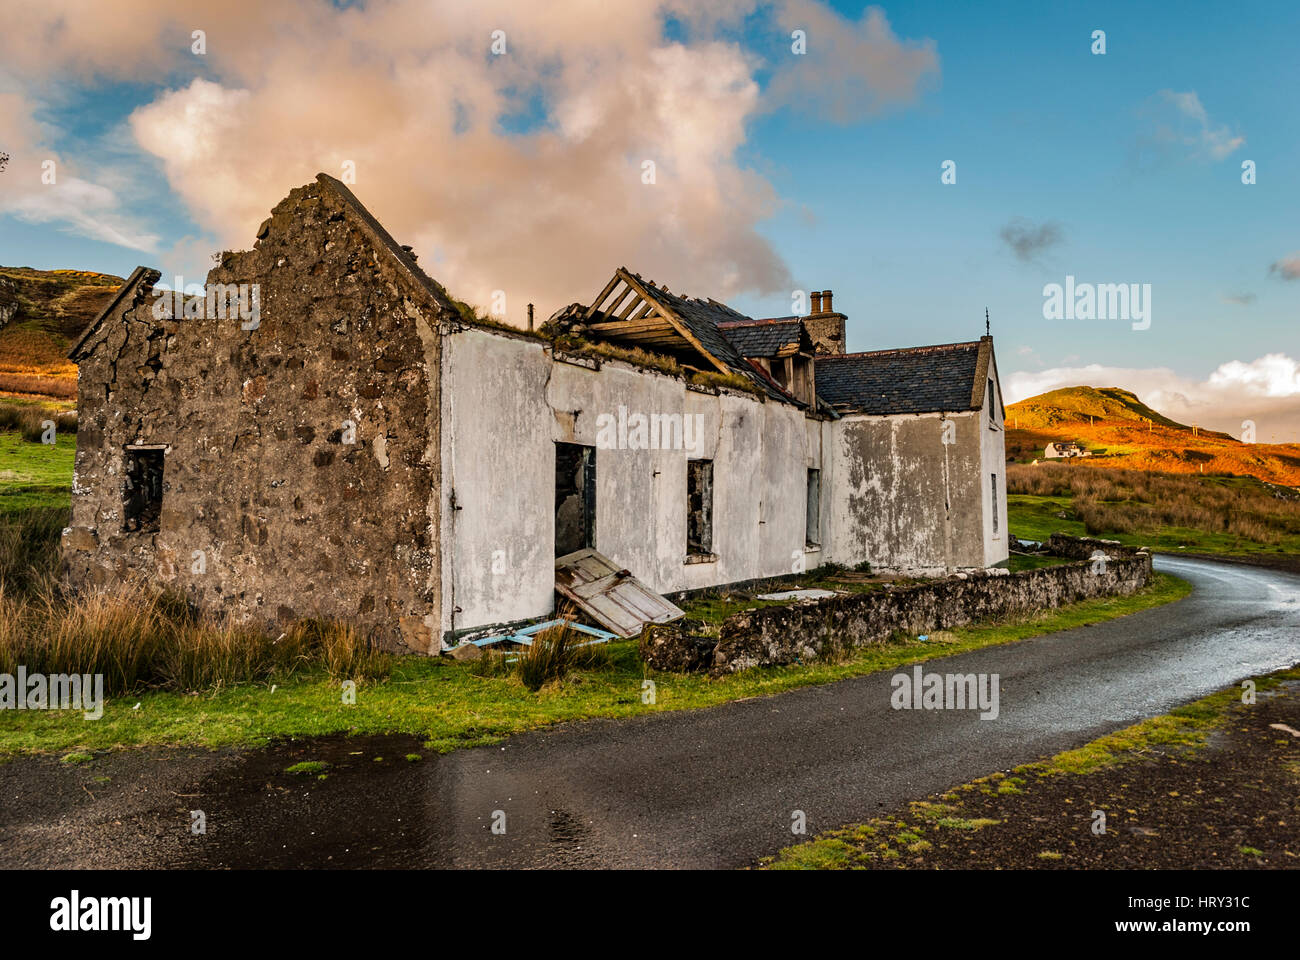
xmin=2 ymin=555 xmax=1297 ymax=869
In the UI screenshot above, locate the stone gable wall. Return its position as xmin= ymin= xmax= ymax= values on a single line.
xmin=63 ymin=180 xmax=450 ymax=650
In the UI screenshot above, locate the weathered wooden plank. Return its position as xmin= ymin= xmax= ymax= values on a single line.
xmin=555 ymin=548 xmax=684 ymax=637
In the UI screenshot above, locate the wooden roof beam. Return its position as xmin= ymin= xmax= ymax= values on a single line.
xmin=583 ymin=274 xmax=623 ymax=319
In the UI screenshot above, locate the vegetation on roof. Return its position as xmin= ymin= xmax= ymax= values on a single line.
xmin=688 ymin=369 xmax=762 ymax=396
xmin=542 ymin=331 xmax=765 ymax=396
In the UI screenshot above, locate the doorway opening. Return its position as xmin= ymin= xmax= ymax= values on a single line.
xmin=555 ymin=442 xmax=596 ymax=557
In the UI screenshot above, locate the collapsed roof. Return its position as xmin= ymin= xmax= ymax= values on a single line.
xmin=557 ymin=267 xmax=996 ymax=418
xmin=546 ymin=267 xmax=800 ymax=404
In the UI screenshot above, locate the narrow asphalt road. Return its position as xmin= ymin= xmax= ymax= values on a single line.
xmin=2 ymin=555 xmax=1297 ymax=869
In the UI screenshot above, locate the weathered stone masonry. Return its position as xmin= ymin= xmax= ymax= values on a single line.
xmin=64 ymin=176 xmax=453 ymax=651
xmin=642 ymin=536 xmax=1154 ymax=674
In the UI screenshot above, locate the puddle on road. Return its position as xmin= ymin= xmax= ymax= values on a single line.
xmin=177 ymin=733 xmax=603 ymax=869
xmin=184 ymin=733 xmax=435 ymax=869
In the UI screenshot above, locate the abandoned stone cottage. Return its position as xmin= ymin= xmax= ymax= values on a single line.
xmin=62 ymin=173 xmax=1008 ymax=652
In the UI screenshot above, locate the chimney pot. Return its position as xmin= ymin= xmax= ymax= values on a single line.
xmin=810 ymin=291 xmax=822 ymax=314
xmin=822 ymin=289 xmax=833 ymax=313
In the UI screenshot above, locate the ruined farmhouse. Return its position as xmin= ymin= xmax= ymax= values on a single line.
xmin=63 ymin=174 xmax=1007 ymax=652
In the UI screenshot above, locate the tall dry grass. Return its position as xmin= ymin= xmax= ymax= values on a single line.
xmin=0 ymin=373 xmax=77 ymax=399
xmin=470 ymin=608 xmax=615 ymax=691
xmin=0 ymin=402 xmax=77 ymax=440
xmin=0 ymin=584 xmax=392 ymax=695
xmin=0 ymin=509 xmax=391 ymax=694
xmin=513 ymin=616 xmax=614 ymax=691
xmin=1008 ymin=463 xmax=1300 ymax=545
xmin=0 ymin=506 xmax=67 ymax=593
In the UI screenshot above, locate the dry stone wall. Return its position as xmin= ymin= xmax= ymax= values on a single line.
xmin=642 ymin=537 xmax=1154 ymax=674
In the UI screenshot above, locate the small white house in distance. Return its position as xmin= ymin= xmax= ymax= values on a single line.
xmin=1044 ymin=441 xmax=1090 ymax=459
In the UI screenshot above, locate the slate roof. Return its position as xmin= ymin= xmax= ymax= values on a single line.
xmin=815 ymin=341 xmax=984 ymax=415
xmin=716 ymin=318 xmax=804 ymax=358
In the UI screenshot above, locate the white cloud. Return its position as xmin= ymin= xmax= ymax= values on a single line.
xmin=766 ymin=2 xmax=939 ymax=122
xmin=0 ymin=1 xmax=943 ymax=323
xmin=1005 ymin=354 xmax=1300 ymax=441
xmin=0 ymin=91 xmax=158 ymax=251
xmin=5 ymin=176 xmax=160 ymax=251
xmin=1140 ymin=90 xmax=1245 ymax=162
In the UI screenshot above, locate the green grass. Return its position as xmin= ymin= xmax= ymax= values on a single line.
xmin=1009 ymin=491 xmax=1300 ymax=559
xmin=284 ymin=761 xmax=329 ymax=776
xmin=1008 ymin=494 xmax=1088 ymax=542
xmin=0 ymin=571 xmax=1191 ymax=758
xmin=766 ymin=799 xmax=1005 ymax=870
xmin=0 ymin=430 xmax=74 ymax=515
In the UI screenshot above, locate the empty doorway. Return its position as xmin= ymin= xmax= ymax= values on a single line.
xmin=555 ymin=442 xmax=596 ymax=557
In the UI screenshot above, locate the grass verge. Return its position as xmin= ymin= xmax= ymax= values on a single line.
xmin=765 ymin=663 xmax=1300 ymax=870
xmin=0 ymin=571 xmax=1191 ymax=758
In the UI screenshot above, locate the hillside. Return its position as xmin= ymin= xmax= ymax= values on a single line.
xmin=0 ymin=266 xmax=123 ymax=398
xmin=1009 ymin=386 xmax=1201 ymax=432
xmin=1006 ymin=385 xmax=1300 ymax=488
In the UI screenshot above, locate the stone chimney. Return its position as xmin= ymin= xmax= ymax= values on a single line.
xmin=804 ymin=288 xmax=846 ymax=355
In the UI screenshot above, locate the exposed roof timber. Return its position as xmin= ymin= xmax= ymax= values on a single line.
xmin=616 ymin=290 xmax=644 ymax=319
xmin=604 ymin=284 xmax=635 ymax=318
xmin=628 ymin=300 xmax=654 ymax=322
xmin=583 ymin=274 xmax=623 ymax=319
xmin=614 ymin=267 xmax=731 ymax=374
xmin=587 ymin=316 xmax=672 ymax=337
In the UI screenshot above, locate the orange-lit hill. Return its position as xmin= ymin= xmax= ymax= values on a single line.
xmin=1006 ymin=386 xmax=1300 ymax=488
xmin=0 ymin=266 xmax=123 ymax=399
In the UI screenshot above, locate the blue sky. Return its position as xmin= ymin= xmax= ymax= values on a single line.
xmin=730 ymin=0 xmax=1299 ymax=380
xmin=1 ymin=0 xmax=1297 ymax=430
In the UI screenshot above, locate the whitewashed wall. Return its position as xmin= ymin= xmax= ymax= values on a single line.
xmin=438 ymin=327 xmax=833 ymax=638
xmin=979 ymin=352 xmax=1010 ymax=567
xmin=826 ymin=409 xmax=990 ymax=575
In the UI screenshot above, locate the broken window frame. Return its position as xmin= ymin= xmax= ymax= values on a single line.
xmin=805 ymin=467 xmax=821 ymax=548
xmin=990 ymin=473 xmax=999 ymax=535
xmin=122 ymin=444 xmax=167 ymax=534
xmin=686 ymin=458 xmax=715 ymax=560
